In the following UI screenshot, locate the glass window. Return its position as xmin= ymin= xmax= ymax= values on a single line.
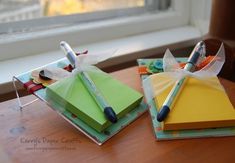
xmin=0 ymin=0 xmax=171 ymax=35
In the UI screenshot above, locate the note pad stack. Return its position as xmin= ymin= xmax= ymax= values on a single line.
xmin=152 ymin=76 xmax=235 ymax=130
xmin=46 ymin=70 xmax=143 ymax=132
xmin=138 ymin=58 xmax=235 ymax=140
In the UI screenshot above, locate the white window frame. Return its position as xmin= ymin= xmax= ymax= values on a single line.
xmin=0 ymin=0 xmax=190 ymax=61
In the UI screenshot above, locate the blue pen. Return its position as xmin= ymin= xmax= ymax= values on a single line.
xmin=157 ymin=41 xmax=206 ymax=122
xmin=60 ymin=41 xmax=118 ymax=123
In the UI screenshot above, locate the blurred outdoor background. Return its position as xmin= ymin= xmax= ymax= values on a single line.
xmin=0 ymin=0 xmax=145 ymax=23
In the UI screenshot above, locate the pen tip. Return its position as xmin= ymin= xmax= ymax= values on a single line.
xmin=60 ymin=41 xmax=66 ymax=47
xmin=104 ymin=107 xmax=118 ymax=123
xmin=198 ymin=41 xmax=205 ymax=47
xmin=157 ymin=105 xmax=170 ymax=122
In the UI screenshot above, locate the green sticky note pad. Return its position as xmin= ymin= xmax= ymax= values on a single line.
xmin=46 ymin=70 xmax=143 ymax=132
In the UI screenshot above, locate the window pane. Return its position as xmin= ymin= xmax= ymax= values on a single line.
xmin=44 ymin=0 xmax=145 ymax=16
xmin=0 ymin=0 xmax=147 ymax=23
xmin=0 ymin=0 xmax=171 ymax=35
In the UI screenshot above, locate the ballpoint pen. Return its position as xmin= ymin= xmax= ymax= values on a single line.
xmin=157 ymin=41 xmax=206 ymax=122
xmin=60 ymin=41 xmax=118 ymax=123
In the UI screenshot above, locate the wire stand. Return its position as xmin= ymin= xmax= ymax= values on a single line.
xmin=12 ymin=76 xmax=39 ymax=110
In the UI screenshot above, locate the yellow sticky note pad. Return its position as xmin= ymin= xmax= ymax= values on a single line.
xmin=152 ymin=76 xmax=235 ymax=130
